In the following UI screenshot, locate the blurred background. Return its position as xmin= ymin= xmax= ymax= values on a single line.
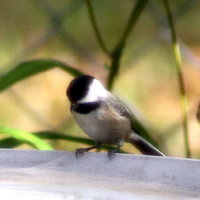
xmin=0 ymin=0 xmax=200 ymax=158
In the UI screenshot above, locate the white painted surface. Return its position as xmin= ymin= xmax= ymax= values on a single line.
xmin=0 ymin=149 xmax=199 ymax=199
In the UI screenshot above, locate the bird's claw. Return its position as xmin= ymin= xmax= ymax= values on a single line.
xmin=108 ymin=148 xmax=118 ymax=160
xmin=75 ymin=148 xmax=86 ymax=158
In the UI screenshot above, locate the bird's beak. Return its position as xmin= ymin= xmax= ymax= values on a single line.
xmin=70 ymin=103 xmax=78 ymax=112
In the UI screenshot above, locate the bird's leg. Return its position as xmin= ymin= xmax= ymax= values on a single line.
xmin=108 ymin=141 xmax=123 ymax=160
xmin=75 ymin=142 xmax=101 ymax=158
xmin=107 ymin=146 xmax=120 ymax=160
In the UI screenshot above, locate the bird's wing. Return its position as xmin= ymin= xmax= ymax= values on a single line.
xmin=109 ymin=95 xmax=165 ymax=156
xmin=108 ymin=94 xmax=137 ymax=133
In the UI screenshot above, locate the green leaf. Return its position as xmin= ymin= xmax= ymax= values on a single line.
xmin=34 ymin=131 xmax=94 ymax=144
xmin=0 ymin=130 xmax=94 ymax=149
xmin=0 ymin=59 xmax=83 ymax=92
xmin=0 ymin=127 xmax=53 ymax=150
xmin=0 ymin=130 xmax=126 ymax=153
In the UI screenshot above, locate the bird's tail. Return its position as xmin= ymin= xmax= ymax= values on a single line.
xmin=128 ymin=133 xmax=165 ymax=157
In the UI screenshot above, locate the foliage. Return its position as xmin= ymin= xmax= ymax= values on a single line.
xmin=0 ymin=59 xmax=83 ymax=92
xmin=0 ymin=0 xmax=194 ymax=157
xmin=0 ymin=127 xmax=53 ymax=150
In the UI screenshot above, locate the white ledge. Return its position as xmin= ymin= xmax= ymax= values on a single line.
xmin=0 ymin=149 xmax=199 ymax=199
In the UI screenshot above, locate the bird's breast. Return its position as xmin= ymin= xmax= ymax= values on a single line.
xmin=73 ymin=111 xmax=108 ymax=141
xmin=73 ymin=108 xmax=130 ymax=144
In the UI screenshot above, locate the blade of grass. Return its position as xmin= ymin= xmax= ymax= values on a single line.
xmin=85 ymin=0 xmax=110 ymax=56
xmin=0 ymin=127 xmax=53 ymax=150
xmin=107 ymin=0 xmax=149 ymax=90
xmin=0 ymin=59 xmax=83 ymax=92
xmin=35 ymin=131 xmax=94 ymax=145
xmin=0 ymin=131 xmax=126 ymax=153
xmin=0 ymin=131 xmax=93 ymax=148
xmin=163 ymin=0 xmax=191 ymax=157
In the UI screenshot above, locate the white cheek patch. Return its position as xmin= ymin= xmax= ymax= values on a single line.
xmin=78 ymin=79 xmax=107 ymax=103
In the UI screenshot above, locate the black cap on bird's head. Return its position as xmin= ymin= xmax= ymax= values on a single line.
xmin=67 ymin=75 xmax=95 ymax=103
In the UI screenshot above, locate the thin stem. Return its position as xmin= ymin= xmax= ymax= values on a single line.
xmin=163 ymin=0 xmax=191 ymax=158
xmin=107 ymin=0 xmax=149 ymax=90
xmin=85 ymin=0 xmax=110 ymax=56
xmin=197 ymin=103 xmax=200 ymax=123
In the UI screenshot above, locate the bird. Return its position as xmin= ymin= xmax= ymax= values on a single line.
xmin=66 ymin=75 xmax=165 ymax=158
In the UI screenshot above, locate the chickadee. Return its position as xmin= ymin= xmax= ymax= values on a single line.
xmin=67 ymin=75 xmax=165 ymax=157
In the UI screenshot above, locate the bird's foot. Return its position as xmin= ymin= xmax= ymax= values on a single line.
xmin=75 ymin=144 xmax=101 ymax=158
xmin=108 ymin=148 xmax=119 ymax=160
xmin=75 ymin=148 xmax=87 ymax=158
